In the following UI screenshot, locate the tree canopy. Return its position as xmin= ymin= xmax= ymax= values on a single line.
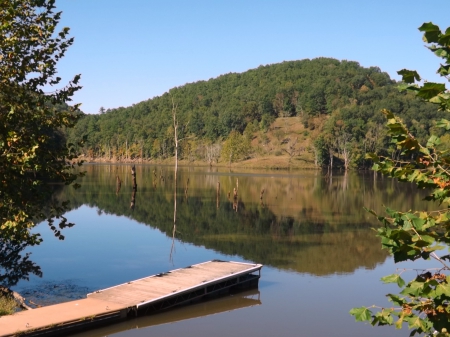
xmin=66 ymin=57 xmax=444 ymax=168
xmin=0 ymin=0 xmax=83 ymax=244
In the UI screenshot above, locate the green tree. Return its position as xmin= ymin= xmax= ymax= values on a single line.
xmin=221 ymin=130 xmax=250 ymax=166
xmin=350 ymin=23 xmax=450 ymax=336
xmin=0 ymin=0 xmax=83 ymax=244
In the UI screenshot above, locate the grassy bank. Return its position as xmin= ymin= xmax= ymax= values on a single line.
xmin=0 ymin=295 xmax=17 ymax=316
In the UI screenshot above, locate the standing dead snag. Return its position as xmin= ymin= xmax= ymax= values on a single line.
xmin=232 ymin=187 xmax=238 ymax=212
xmin=131 ymin=165 xmax=137 ymax=190
xmin=172 ymin=98 xmax=179 ymax=174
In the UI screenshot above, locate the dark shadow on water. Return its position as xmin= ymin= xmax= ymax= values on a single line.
xmin=0 ymin=239 xmax=42 ymax=289
xmin=19 ymin=280 xmax=92 ymax=307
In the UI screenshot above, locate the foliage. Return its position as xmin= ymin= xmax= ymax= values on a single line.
xmin=221 ymin=130 xmax=250 ymax=165
xmin=0 ymin=294 xmax=16 ymax=316
xmin=350 ymin=22 xmax=450 ymax=336
xmin=0 ymin=0 xmax=83 ymax=244
xmin=65 ymin=57 xmax=443 ymax=167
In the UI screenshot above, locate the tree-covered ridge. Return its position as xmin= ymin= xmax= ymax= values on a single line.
xmin=67 ymin=58 xmax=444 ymax=168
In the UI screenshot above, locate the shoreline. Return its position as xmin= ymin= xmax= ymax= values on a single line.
xmin=77 ymin=155 xmax=319 ymax=171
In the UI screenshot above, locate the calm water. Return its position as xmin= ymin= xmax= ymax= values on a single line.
xmin=7 ymin=165 xmax=440 ymax=336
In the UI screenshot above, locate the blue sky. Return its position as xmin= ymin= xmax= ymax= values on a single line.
xmin=55 ymin=1 xmax=449 ymax=114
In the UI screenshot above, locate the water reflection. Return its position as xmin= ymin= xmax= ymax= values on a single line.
xmin=170 ymin=161 xmax=178 ymax=263
xmin=52 ymin=165 xmax=435 ymax=276
xmin=70 ymin=289 xmax=261 ymax=337
xmin=115 ymin=175 xmax=121 ymax=195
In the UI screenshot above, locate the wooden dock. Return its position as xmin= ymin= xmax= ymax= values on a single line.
xmin=0 ymin=260 xmax=262 ymax=337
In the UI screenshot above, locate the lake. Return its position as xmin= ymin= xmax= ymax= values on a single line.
xmin=7 ymin=164 xmax=440 ymax=336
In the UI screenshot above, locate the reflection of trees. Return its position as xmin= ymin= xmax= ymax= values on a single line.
xmin=54 ymin=166 xmax=403 ymax=275
xmin=198 ymin=222 xmax=386 ymax=275
xmin=116 ymin=175 xmax=121 ymax=195
xmin=0 ymin=239 xmax=42 ymax=288
xmin=170 ymin=161 xmax=178 ymax=263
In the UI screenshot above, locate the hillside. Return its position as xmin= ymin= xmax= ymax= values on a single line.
xmin=66 ymin=57 xmax=444 ymax=169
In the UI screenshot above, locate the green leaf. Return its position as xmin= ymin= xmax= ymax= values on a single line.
xmin=427 ymin=135 xmax=441 ymax=148
xmin=424 ymin=245 xmax=445 ymax=252
xmin=350 ymin=307 xmax=372 ymax=322
xmin=437 ymin=64 xmax=450 ymax=76
xmin=381 ymin=274 xmax=406 ymax=287
xmin=401 ymin=281 xmax=424 ymax=296
xmin=436 ymin=119 xmax=450 ymax=130
xmin=398 ymin=83 xmax=420 ymax=92
xmin=395 ymin=317 xmax=403 ymax=330
xmin=419 ymin=22 xmax=441 ymax=43
xmin=387 ymin=293 xmax=407 ymax=306
xmin=417 ymin=82 xmax=446 ymax=100
xmin=406 ymin=317 xmax=428 ymax=333
xmin=373 ymin=309 xmax=394 ymax=326
xmin=434 ymin=282 xmax=450 ymax=297
xmin=421 ymin=235 xmax=436 ymax=244
xmin=397 ymin=69 xmax=421 ymax=84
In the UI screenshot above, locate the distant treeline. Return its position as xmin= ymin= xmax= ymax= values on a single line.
xmin=65 ymin=57 xmax=445 ymax=168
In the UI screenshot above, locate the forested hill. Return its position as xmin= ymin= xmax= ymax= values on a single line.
xmin=66 ymin=57 xmax=444 ymax=168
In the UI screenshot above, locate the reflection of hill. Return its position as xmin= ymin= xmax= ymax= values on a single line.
xmin=54 ymin=165 xmax=435 ymax=276
xmin=196 ymin=228 xmax=385 ymax=275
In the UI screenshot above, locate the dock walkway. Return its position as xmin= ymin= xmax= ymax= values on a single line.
xmin=0 ymin=260 xmax=262 ymax=337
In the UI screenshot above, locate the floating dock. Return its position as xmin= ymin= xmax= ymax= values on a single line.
xmin=0 ymin=260 xmax=262 ymax=337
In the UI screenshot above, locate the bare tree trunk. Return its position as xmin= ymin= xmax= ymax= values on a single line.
xmin=171 ymin=97 xmax=179 ymax=263
xmin=329 ymin=148 xmax=333 ymax=170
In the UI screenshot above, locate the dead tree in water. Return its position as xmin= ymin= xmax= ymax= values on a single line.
xmin=131 ymin=165 xmax=137 ymax=190
xmin=232 ymin=187 xmax=238 ymax=212
xmin=130 ymin=165 xmax=137 ymax=209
